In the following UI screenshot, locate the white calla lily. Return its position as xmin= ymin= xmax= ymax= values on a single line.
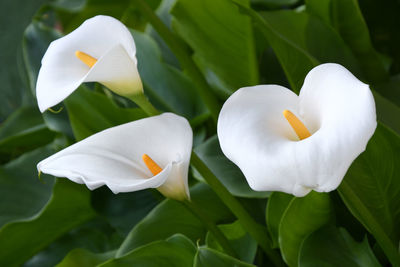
xmin=37 ymin=113 xmax=192 ymax=201
xmin=36 ymin=15 xmax=142 ymax=112
xmin=217 ymin=63 xmax=377 ymax=197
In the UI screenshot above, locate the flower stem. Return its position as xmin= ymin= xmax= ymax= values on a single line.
xmin=128 ymin=93 xmax=160 ymax=117
xmin=339 ymin=181 xmax=400 ymax=266
xmin=131 ymin=0 xmax=221 ymax=122
xmin=182 ymin=199 xmax=237 ymax=258
xmin=131 ymin=91 xmax=284 ymax=265
xmin=191 ymin=152 xmax=285 ymax=266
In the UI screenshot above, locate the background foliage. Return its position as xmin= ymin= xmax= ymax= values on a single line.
xmin=1 ymin=0 xmax=400 ymax=266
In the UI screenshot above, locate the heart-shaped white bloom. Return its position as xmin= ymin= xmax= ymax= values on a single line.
xmin=36 ymin=15 xmax=142 ymax=112
xmin=217 ymin=63 xmax=377 ymax=197
xmin=37 ymin=113 xmax=192 ymax=201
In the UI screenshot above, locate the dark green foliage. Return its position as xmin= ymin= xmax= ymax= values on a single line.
xmin=1 ymin=0 xmax=400 ymax=266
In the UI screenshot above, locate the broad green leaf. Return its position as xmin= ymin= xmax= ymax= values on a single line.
xmin=64 ymin=86 xmax=146 ymax=140
xmin=251 ymin=0 xmax=300 ymax=8
xmin=26 ymin=218 xmax=121 ymax=267
xmin=0 ymin=0 xmax=49 ymax=120
xmin=50 ymin=0 xmax=86 ymax=12
xmin=331 ymin=0 xmax=388 ymax=82
xmin=305 ymin=0 xmax=331 ymax=25
xmin=171 ymin=0 xmax=258 ymax=96
xmin=23 ymin=21 xmax=74 ymax=138
xmin=57 ymin=249 xmax=115 ymax=267
xmin=0 ymin=146 xmax=54 ymax=228
xmin=117 ymin=183 xmax=234 ymax=256
xmin=194 ymin=247 xmax=255 ymax=267
xmin=356 ymin=0 xmax=400 ymax=74
xmin=194 ymin=136 xmax=269 ymax=198
xmin=339 ymin=124 xmax=400 ymax=265
xmin=52 ymin=0 xmax=161 ymax=34
xmin=23 ymin=21 xmax=62 ymax=96
xmin=0 ymin=106 xmax=55 ymax=161
xmin=133 ymin=30 xmax=206 ymax=119
xmin=373 ymin=90 xmax=400 ymax=134
xmin=306 ymin=0 xmax=388 ymax=83
xmin=92 ymin=188 xmax=160 ymax=236
xmin=42 ymin=110 xmax=75 ymax=139
xmin=205 ymin=221 xmax=257 ymax=263
xmin=299 ymin=226 xmax=380 ymax=267
xmin=279 ymin=191 xmax=333 ymax=267
xmin=146 ymin=0 xmax=180 ymax=68
xmin=52 ymin=0 xmax=131 ymax=33
xmin=260 ymin=10 xmax=361 ymax=91
xmin=266 ymin=192 xmax=294 ymax=248
xmin=103 ymin=234 xmax=196 ymax=267
xmin=234 ymin=2 xmax=360 ymax=92
xmin=374 ymin=77 xmax=400 ymax=108
xmin=0 ymin=179 xmax=96 ymax=266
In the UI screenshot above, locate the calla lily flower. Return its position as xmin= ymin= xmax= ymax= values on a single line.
xmin=36 ymin=15 xmax=142 ymax=112
xmin=37 ymin=113 xmax=192 ymax=201
xmin=217 ymin=63 xmax=377 ymax=197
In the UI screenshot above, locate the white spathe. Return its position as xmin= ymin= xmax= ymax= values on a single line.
xmin=217 ymin=63 xmax=377 ymax=197
xmin=36 ymin=15 xmax=142 ymax=112
xmin=37 ymin=113 xmax=192 ymax=201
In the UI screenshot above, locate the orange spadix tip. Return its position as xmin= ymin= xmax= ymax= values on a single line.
xmin=75 ymin=50 xmax=97 ymax=68
xmin=142 ymin=154 xmax=163 ymax=176
xmin=283 ymin=109 xmax=311 ymax=140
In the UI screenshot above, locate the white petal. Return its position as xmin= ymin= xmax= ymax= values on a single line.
xmin=298 ymin=63 xmax=377 ymax=193
xmin=38 ymin=113 xmax=193 ymax=196
xmin=36 ymin=63 xmax=86 ymax=112
xmin=158 ymin=160 xmax=191 ymax=201
xmin=218 ymin=85 xmax=307 ymax=196
xmin=218 ymin=64 xmax=376 ymax=197
xmin=36 ymin=15 xmax=138 ymax=112
xmin=84 ymin=44 xmax=143 ymax=97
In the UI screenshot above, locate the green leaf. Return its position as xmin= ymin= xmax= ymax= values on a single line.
xmin=0 ymin=106 xmax=55 ymax=161
xmin=23 ymin=21 xmax=75 ymax=138
xmin=146 ymin=0 xmax=180 ymax=68
xmin=0 ymin=146 xmax=54 ymax=228
xmin=0 ymin=179 xmax=96 ymax=267
xmin=356 ymin=0 xmax=400 ymax=74
xmin=306 ymin=0 xmax=388 ymax=83
xmin=279 ymin=191 xmax=333 ymax=267
xmin=299 ymin=226 xmax=380 ymax=267
xmin=339 ymin=123 xmax=400 ymax=266
xmin=52 ymin=0 xmax=132 ymax=34
xmin=234 ymin=2 xmax=360 ymax=92
xmin=23 ymin=21 xmax=62 ymax=96
xmin=372 ymin=90 xmax=400 ymax=135
xmin=133 ymin=30 xmax=206 ymax=119
xmin=26 ymin=218 xmax=121 ymax=267
xmin=194 ymin=247 xmax=255 ymax=267
xmin=251 ymin=0 xmax=300 ymax=8
xmin=92 ymin=188 xmax=160 ymax=236
xmin=205 ymin=221 xmax=257 ymax=263
xmin=194 ymin=136 xmax=269 ymax=198
xmin=102 ymin=234 xmax=196 ymax=267
xmin=305 ymin=0 xmax=332 ymax=25
xmin=171 ymin=0 xmax=258 ymax=96
xmin=331 ymin=0 xmax=388 ymax=82
xmin=117 ymin=183 xmax=233 ymax=256
xmin=0 ymin=0 xmax=49 ymax=120
xmin=266 ymin=192 xmax=294 ymax=248
xmin=374 ymin=77 xmax=400 ymax=108
xmin=57 ymin=249 xmax=115 ymax=267
xmin=64 ymin=86 xmax=146 ymax=140
xmin=42 ymin=110 xmax=75 ymax=139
